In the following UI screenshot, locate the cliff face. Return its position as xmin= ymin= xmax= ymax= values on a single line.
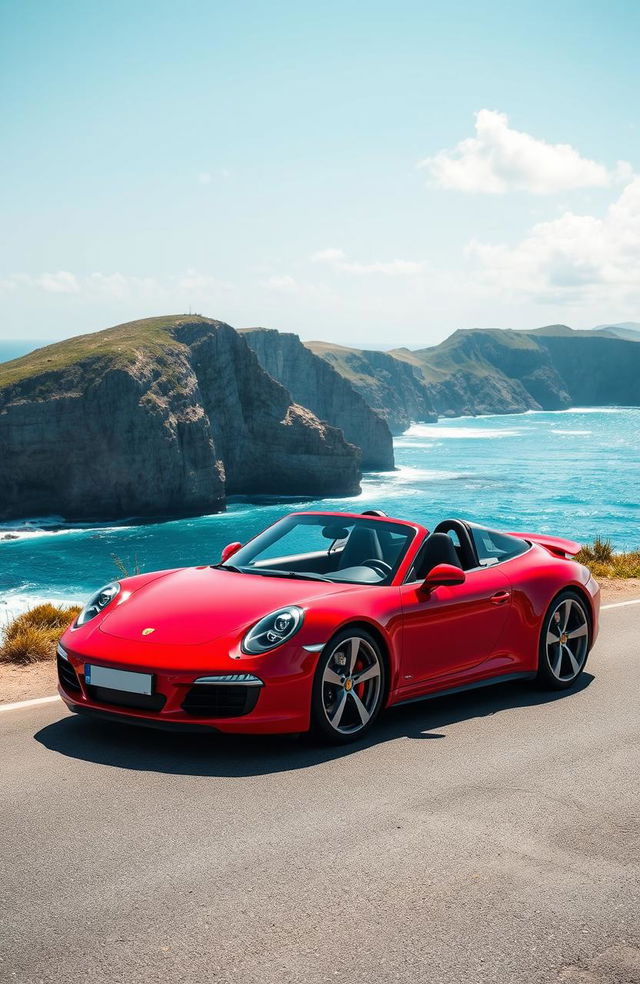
xmin=0 ymin=317 xmax=361 ymax=521
xmin=398 ymin=330 xmax=573 ymax=416
xmin=535 ymin=334 xmax=640 ymax=406
xmin=305 ymin=341 xmax=437 ymax=434
xmin=308 ymin=327 xmax=640 ymax=427
xmin=412 ymin=328 xmax=640 ymax=416
xmin=242 ymin=328 xmax=394 ymax=469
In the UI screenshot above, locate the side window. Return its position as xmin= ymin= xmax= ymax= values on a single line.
xmin=471 ymin=527 xmax=528 ymax=567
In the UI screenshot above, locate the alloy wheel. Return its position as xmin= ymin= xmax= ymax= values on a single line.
xmin=321 ymin=636 xmax=383 ymax=736
xmin=546 ymin=597 xmax=589 ymax=682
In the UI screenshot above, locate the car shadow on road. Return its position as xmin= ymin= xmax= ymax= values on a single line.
xmin=34 ymin=673 xmax=594 ymax=778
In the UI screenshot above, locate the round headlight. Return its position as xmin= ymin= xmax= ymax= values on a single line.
xmin=75 ymin=581 xmax=120 ymax=627
xmin=242 ymin=606 xmax=304 ymax=655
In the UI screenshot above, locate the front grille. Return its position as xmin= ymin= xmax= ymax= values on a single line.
xmin=181 ymin=683 xmax=260 ymax=718
xmin=86 ymin=685 xmax=166 ymax=712
xmin=57 ymin=654 xmax=81 ymax=693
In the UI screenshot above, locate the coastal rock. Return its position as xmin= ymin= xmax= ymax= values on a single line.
xmin=306 ymin=341 xmax=437 ymax=434
xmin=0 ymin=316 xmax=361 ymax=521
xmin=394 ymin=329 xmax=573 ymax=416
xmin=311 ymin=327 xmax=640 ymax=426
xmin=535 ymin=331 xmax=640 ymax=406
xmin=242 ymin=328 xmax=394 ymax=469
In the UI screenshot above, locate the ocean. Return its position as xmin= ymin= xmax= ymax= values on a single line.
xmin=1 ymin=407 xmax=638 ymax=620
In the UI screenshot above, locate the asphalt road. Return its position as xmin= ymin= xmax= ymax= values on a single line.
xmin=1 ymin=605 xmax=639 ymax=984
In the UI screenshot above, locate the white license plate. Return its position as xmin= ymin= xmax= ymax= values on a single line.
xmin=85 ymin=665 xmax=153 ymax=695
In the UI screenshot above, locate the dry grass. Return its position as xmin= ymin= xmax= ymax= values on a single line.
xmin=576 ymin=537 xmax=640 ymax=579
xmin=0 ymin=603 xmax=82 ymax=666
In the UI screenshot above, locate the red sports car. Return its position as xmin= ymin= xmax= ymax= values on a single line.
xmin=57 ymin=510 xmax=600 ymax=743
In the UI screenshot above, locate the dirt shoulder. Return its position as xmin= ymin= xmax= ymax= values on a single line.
xmin=1 ymin=661 xmax=58 ymax=705
xmin=2 ymin=579 xmax=639 ymax=706
xmin=598 ymin=577 xmax=640 ymax=602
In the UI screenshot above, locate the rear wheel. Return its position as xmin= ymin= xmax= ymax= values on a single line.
xmin=537 ymin=590 xmax=591 ymax=690
xmin=310 ymin=628 xmax=386 ymax=743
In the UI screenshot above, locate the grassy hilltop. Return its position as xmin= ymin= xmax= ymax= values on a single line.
xmin=0 ymin=314 xmax=212 ymax=391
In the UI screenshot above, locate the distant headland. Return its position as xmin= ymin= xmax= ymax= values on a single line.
xmin=1 ymin=315 xmax=638 ymax=521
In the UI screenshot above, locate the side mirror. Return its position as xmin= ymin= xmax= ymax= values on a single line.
xmin=220 ymin=541 xmax=242 ymax=563
xmin=420 ymin=563 xmax=466 ymax=592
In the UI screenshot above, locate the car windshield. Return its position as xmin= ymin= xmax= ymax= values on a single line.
xmin=220 ymin=514 xmax=416 ymax=585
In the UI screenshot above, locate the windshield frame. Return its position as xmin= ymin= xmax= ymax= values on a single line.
xmin=219 ymin=511 xmax=421 ymax=587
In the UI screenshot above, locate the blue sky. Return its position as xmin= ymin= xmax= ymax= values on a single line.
xmin=1 ymin=0 xmax=639 ymax=347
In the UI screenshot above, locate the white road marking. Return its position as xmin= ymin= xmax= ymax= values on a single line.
xmin=0 ymin=694 xmax=61 ymax=713
xmin=1 ymin=597 xmax=639 ymax=715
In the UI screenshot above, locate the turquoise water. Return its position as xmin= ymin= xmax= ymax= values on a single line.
xmin=1 ymin=408 xmax=638 ymax=616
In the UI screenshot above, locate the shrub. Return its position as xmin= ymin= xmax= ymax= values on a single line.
xmin=576 ymin=542 xmax=640 ymax=579
xmin=0 ymin=603 xmax=82 ymax=665
xmin=577 ymin=536 xmax=614 ymax=565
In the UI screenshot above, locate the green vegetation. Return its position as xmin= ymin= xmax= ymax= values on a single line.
xmin=0 ymin=603 xmax=81 ymax=665
xmin=305 ymin=340 xmax=376 ymax=386
xmin=391 ymin=329 xmax=542 ymax=384
xmin=576 ymin=538 xmax=640 ymax=578
xmin=0 ymin=314 xmax=215 ymax=391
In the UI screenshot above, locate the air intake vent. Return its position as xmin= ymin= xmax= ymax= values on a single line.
xmin=182 ymin=684 xmax=261 ymax=718
xmin=57 ymin=654 xmax=81 ymax=693
xmin=86 ymin=686 xmax=166 ymax=711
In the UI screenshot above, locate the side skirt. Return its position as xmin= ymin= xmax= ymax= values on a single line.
xmin=391 ymin=671 xmax=537 ymax=708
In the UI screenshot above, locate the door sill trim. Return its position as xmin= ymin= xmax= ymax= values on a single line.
xmin=392 ymin=671 xmax=537 ymax=708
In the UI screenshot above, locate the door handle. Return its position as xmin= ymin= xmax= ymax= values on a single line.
xmin=490 ymin=590 xmax=511 ymax=605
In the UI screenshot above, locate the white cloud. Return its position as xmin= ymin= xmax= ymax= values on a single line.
xmin=37 ymin=271 xmax=80 ymax=293
xmin=468 ymin=175 xmax=640 ymax=304
xmin=176 ymin=269 xmax=231 ymax=292
xmin=420 ymin=110 xmax=629 ymax=194
xmin=261 ymin=275 xmax=299 ymax=292
xmin=86 ymin=272 xmax=159 ymax=299
xmin=198 ymin=172 xmax=212 ymax=184
xmin=312 ymin=247 xmax=428 ymax=275
xmin=311 ymin=248 xmax=346 ymax=264
xmin=0 ymin=269 xmax=231 ymax=300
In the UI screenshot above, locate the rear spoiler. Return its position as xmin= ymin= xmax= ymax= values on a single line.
xmin=508 ymin=532 xmax=582 ymax=558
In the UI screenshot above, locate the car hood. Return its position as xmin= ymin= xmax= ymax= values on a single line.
xmin=98 ymin=566 xmax=354 ymax=646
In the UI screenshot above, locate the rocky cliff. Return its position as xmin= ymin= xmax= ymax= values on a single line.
xmin=241 ymin=328 xmax=394 ymax=469
xmin=393 ymin=329 xmax=573 ymax=416
xmin=310 ymin=327 xmax=640 ymax=425
xmin=0 ymin=316 xmax=361 ymax=521
xmin=535 ymin=330 xmax=640 ymax=406
xmin=305 ymin=341 xmax=437 ymax=433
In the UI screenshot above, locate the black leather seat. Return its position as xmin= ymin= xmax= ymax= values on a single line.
xmin=414 ymin=532 xmax=463 ymax=579
xmin=338 ymin=527 xmax=383 ymax=569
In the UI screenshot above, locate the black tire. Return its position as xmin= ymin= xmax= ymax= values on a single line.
xmin=537 ymin=589 xmax=591 ymax=690
xmin=310 ymin=628 xmax=386 ymax=744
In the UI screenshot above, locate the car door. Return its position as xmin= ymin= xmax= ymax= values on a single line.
xmin=398 ymin=564 xmax=512 ymax=697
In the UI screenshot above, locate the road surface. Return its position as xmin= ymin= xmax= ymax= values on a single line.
xmin=1 ymin=603 xmax=639 ymax=984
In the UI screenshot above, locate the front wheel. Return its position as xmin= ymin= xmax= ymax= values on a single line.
xmin=310 ymin=629 xmax=386 ymax=743
xmin=537 ymin=590 xmax=591 ymax=690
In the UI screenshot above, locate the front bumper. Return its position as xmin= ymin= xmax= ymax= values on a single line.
xmin=57 ymin=646 xmax=315 ymax=735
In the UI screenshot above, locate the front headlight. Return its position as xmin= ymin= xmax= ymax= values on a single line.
xmin=74 ymin=581 xmax=120 ymax=627
xmin=242 ymin=606 xmax=304 ymax=655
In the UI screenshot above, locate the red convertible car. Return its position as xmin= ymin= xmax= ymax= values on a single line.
xmin=57 ymin=510 xmax=600 ymax=743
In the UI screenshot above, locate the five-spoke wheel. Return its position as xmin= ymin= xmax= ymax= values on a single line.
xmin=538 ymin=591 xmax=590 ymax=689
xmin=311 ymin=629 xmax=385 ymax=742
